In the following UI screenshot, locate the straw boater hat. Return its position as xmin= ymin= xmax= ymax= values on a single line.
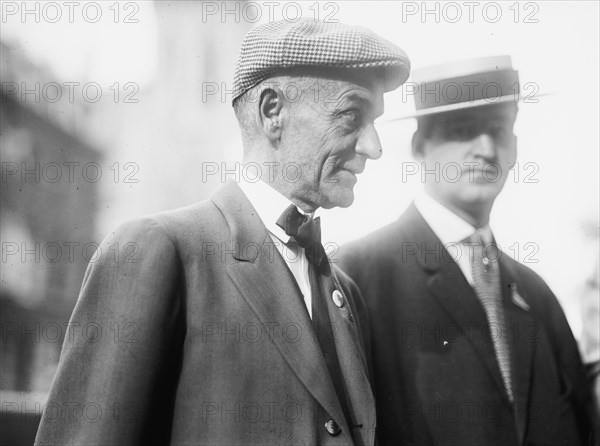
xmin=389 ymin=55 xmax=544 ymax=121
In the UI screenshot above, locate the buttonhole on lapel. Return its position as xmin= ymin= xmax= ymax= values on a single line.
xmin=420 ymin=258 xmax=437 ymax=273
xmin=351 ymin=424 xmax=363 ymax=429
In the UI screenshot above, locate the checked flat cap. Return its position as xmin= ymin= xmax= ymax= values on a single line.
xmin=232 ymin=19 xmax=410 ymax=104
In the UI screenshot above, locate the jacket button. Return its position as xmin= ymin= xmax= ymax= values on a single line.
xmin=324 ymin=419 xmax=341 ymax=436
xmin=332 ymin=290 xmax=345 ymax=308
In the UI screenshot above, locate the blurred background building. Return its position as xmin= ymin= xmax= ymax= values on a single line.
xmin=1 ymin=1 xmax=598 ymax=445
xmin=1 ymin=39 xmax=104 ymax=445
xmin=1 ymin=2 xmax=249 ymax=444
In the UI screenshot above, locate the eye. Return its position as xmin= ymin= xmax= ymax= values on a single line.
xmin=488 ymin=125 xmax=511 ymax=140
xmin=339 ymin=109 xmax=361 ymax=129
xmin=445 ymin=124 xmax=476 ymax=141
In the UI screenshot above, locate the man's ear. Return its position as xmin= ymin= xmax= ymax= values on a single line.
xmin=259 ymin=87 xmax=284 ymax=144
xmin=412 ymin=131 xmax=426 ymax=159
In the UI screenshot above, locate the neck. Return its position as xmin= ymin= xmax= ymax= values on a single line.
xmin=456 ymin=206 xmax=490 ymax=229
xmin=250 ymin=171 xmax=318 ymax=214
xmin=242 ymin=152 xmax=319 ymax=213
xmin=276 ymin=182 xmax=318 ymax=214
xmin=427 ymin=190 xmax=492 ymax=229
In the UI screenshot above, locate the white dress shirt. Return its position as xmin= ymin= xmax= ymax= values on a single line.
xmin=414 ymin=189 xmax=494 ymax=286
xmin=238 ymin=179 xmax=315 ymax=318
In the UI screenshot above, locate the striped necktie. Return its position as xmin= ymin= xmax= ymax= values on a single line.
xmin=468 ymin=229 xmax=513 ymax=402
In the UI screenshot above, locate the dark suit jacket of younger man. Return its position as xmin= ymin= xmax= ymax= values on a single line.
xmin=340 ymin=203 xmax=597 ymax=446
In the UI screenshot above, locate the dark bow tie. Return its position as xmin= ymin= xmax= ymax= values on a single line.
xmin=276 ymin=204 xmax=329 ymax=273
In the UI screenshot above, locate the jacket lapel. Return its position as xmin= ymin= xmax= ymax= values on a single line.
xmin=210 ymin=182 xmax=349 ymax=434
xmin=327 ymin=268 xmax=376 ymax=446
xmin=403 ymin=204 xmax=512 ymax=407
xmin=499 ymin=256 xmax=535 ymax=445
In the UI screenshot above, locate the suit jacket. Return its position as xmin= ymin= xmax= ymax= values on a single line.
xmin=35 ymin=181 xmax=375 ymax=446
xmin=339 ymin=203 xmax=597 ymax=446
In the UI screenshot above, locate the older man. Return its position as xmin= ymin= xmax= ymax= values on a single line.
xmin=34 ymin=20 xmax=409 ymax=446
xmin=340 ymin=56 xmax=597 ymax=446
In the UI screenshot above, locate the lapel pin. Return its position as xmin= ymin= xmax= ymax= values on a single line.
xmin=511 ymin=283 xmax=530 ymax=311
xmin=332 ymin=290 xmax=345 ymax=309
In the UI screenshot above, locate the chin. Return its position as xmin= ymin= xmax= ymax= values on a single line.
xmin=322 ymin=189 xmax=355 ymax=209
xmin=460 ymin=187 xmax=500 ymax=209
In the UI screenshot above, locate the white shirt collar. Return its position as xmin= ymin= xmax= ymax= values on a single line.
xmin=414 ymin=188 xmax=493 ymax=245
xmin=238 ymin=179 xmax=316 ymax=244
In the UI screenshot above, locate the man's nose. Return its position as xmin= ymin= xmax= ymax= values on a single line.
xmin=471 ymin=133 xmax=496 ymax=160
xmin=356 ymin=123 xmax=383 ymax=160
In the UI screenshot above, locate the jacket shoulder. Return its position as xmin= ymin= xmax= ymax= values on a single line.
xmin=338 ymin=206 xmax=423 ymax=280
xmin=109 ymin=199 xmax=226 ymax=250
xmin=339 ymin=220 xmax=403 ymax=268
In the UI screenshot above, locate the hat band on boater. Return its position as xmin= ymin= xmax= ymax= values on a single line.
xmin=414 ymin=69 xmax=519 ymax=111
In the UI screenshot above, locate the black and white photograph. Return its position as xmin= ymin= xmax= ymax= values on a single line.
xmin=1 ymin=1 xmax=599 ymax=445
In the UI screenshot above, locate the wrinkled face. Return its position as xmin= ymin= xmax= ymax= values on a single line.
xmin=278 ymin=73 xmax=385 ymax=209
xmin=417 ymin=104 xmax=518 ymax=213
